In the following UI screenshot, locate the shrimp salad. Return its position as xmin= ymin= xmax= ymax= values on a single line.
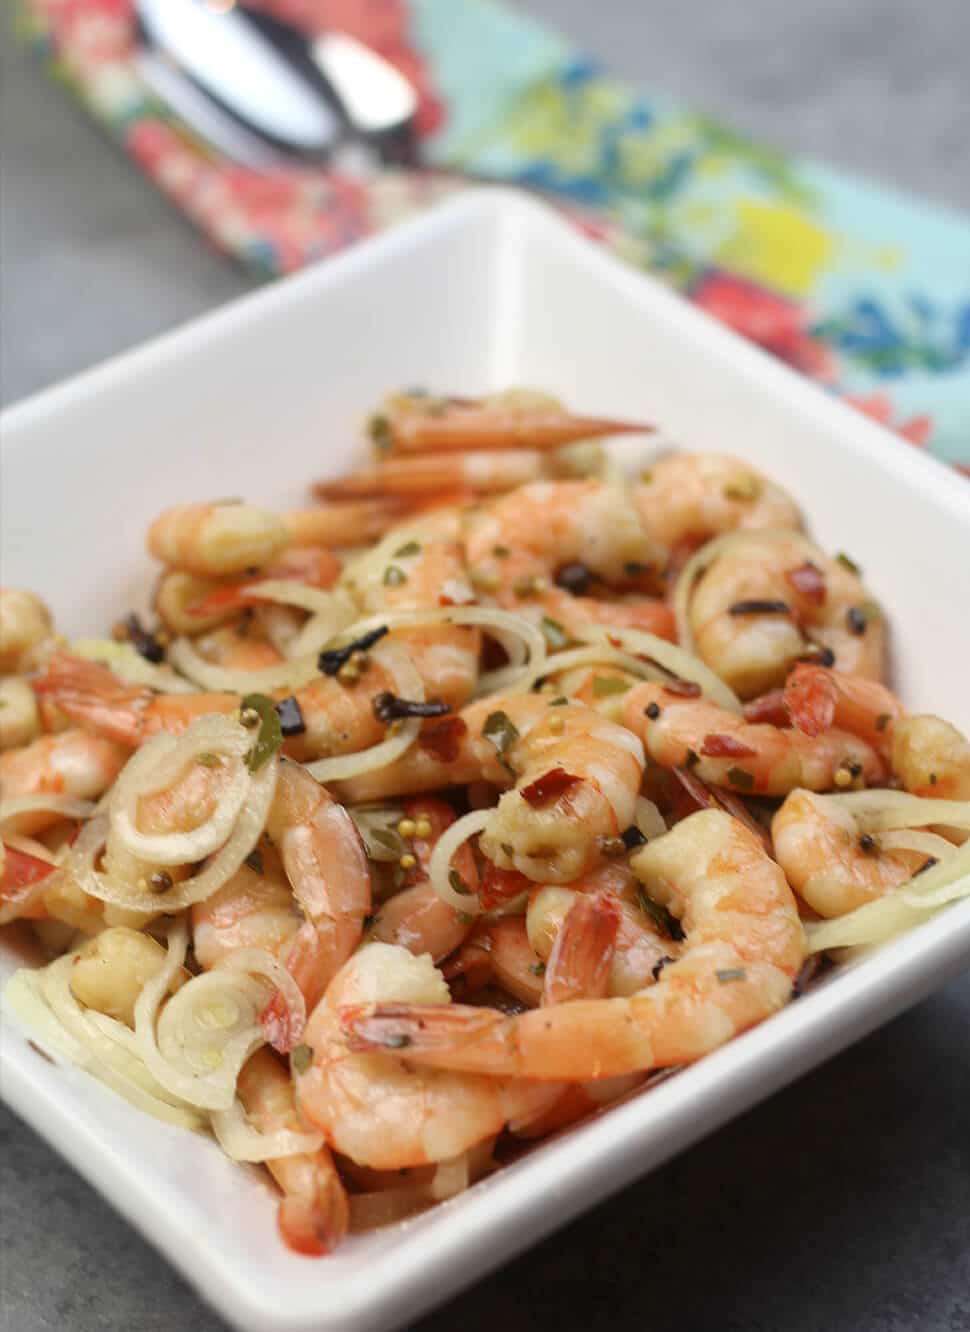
xmin=3 ymin=387 xmax=969 ymax=1255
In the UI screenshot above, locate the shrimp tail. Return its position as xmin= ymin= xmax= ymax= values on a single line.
xmin=341 ymin=1002 xmax=512 ymax=1073
xmin=380 ymin=399 xmax=653 ymax=456
xmin=783 ymin=663 xmax=839 ymax=737
xmin=33 ymin=652 xmax=152 ymax=746
xmin=260 ymin=921 xmax=322 ymax=1052
xmin=277 ymin=1177 xmax=350 ymax=1257
xmin=542 ymin=892 xmax=620 ymax=1005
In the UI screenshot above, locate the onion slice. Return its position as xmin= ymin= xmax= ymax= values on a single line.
xmin=211 ymin=1096 xmax=323 ymax=1162
xmin=0 ymin=794 xmax=96 ymax=828
xmin=69 ymin=639 xmax=197 ymax=694
xmin=428 ymin=808 xmax=492 ymax=914
xmin=579 ymin=625 xmax=742 ymax=714
xmin=168 ymin=636 xmax=321 ymax=694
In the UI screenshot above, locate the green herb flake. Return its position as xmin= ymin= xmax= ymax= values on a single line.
xmin=529 ymin=962 xmax=546 ymax=977
xmin=383 ymin=565 xmax=407 ymax=587
xmin=726 ymin=766 xmax=755 ymax=790
xmin=369 ymin=414 xmax=392 ymax=451
xmin=513 ymin=575 xmax=540 ymax=599
xmin=457 ymin=911 xmax=474 ymax=926
xmin=492 ymin=545 xmax=510 ymax=559
xmin=393 ymin=540 xmax=421 ymax=558
xmin=548 ymin=696 xmax=569 ymax=707
xmin=483 ymin=710 xmax=520 ymax=755
xmin=385 ymin=1032 xmax=413 ymax=1050
xmin=540 ymin=616 xmax=569 ymax=650
xmin=835 ymin=552 xmax=862 ymax=576
xmin=195 ymin=751 xmax=222 ymax=768
xmin=636 ymin=887 xmax=685 ymax=941
xmin=592 ymin=675 xmax=632 ymax=699
xmin=370 ymin=827 xmax=405 ymax=858
xmin=723 ymin=475 xmax=761 ymax=502
xmin=449 ymin=870 xmax=472 ymax=896
xmin=291 ymin=1044 xmax=313 ymax=1074
xmin=240 ymin=693 xmax=283 ymax=772
xmin=500 ymin=843 xmax=514 ymax=858
xmin=716 ymin=968 xmax=747 ymax=984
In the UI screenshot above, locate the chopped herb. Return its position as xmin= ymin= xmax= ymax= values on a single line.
xmin=275 ymin=695 xmax=306 ymax=737
xmin=548 ymin=696 xmax=569 ymax=707
xmin=370 ymin=828 xmax=404 ymax=858
xmin=393 ymin=540 xmax=421 ymax=558
xmin=846 ymin=606 xmax=868 ymax=635
xmin=470 ymin=567 xmax=500 ymax=593
xmin=195 ymin=752 xmax=221 ymax=768
xmin=728 ymin=599 xmax=791 ymax=616
xmin=124 ymin=612 xmax=166 ymax=663
xmin=244 ymin=849 xmax=264 ymax=874
xmin=368 ymin=414 xmax=392 ymax=451
xmin=449 ymin=870 xmax=472 ymax=896
xmin=636 ymin=887 xmax=685 ymax=941
xmin=318 ymin=625 xmax=388 ymax=676
xmin=291 ymin=1044 xmax=313 ymax=1074
xmin=384 ymin=1033 xmax=413 ymax=1050
xmin=457 ymin=911 xmax=474 ymax=926
xmin=875 ymin=713 xmax=891 ymax=732
xmin=624 ymin=561 xmax=649 ymax=576
xmin=726 ymin=765 xmax=755 ymax=791
xmin=540 ymin=616 xmax=569 ymax=650
xmin=553 ymin=562 xmax=593 ymax=596
xmin=483 ymin=710 xmax=520 ymax=756
xmin=929 ymin=773 xmax=938 ymax=786
xmin=383 ymin=565 xmax=407 ymax=587
xmin=372 ymin=692 xmax=450 ymax=724
xmin=529 ymin=962 xmax=546 ymax=977
xmin=835 ymin=552 xmax=862 ymax=576
xmin=621 ymin=825 xmax=647 ymax=850
xmin=240 ymin=693 xmax=283 ymax=772
xmin=500 ymin=843 xmax=514 ymax=858
xmin=723 ymin=476 xmax=761 ymax=502
xmin=592 ymin=675 xmax=632 ymax=698
xmin=639 ymin=469 xmax=654 ymax=484
xmin=492 ymin=545 xmax=510 ymax=559
xmin=512 ymin=575 xmax=542 ymax=599
xmin=644 ymin=701 xmax=661 ymax=720
xmin=716 ymin=968 xmax=747 ymax=984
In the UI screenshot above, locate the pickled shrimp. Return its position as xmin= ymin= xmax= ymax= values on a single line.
xmin=363 ymin=389 xmax=648 ymax=458
xmin=338 ymin=693 xmax=645 ymax=884
xmin=891 ymin=715 xmax=970 ymax=800
xmin=632 ymin=454 xmax=802 ymax=558
xmin=147 ymin=501 xmax=289 ymax=577
xmin=236 ymin=1049 xmax=349 ymax=1255
xmin=771 ymin=789 xmax=934 ymax=918
xmin=0 ymin=729 xmax=127 ymax=834
xmin=685 ymin=532 xmax=886 ymax=698
xmin=0 ymin=588 xmax=54 ymax=673
xmin=443 ymin=917 xmax=546 ymax=1008
xmin=622 ymin=681 xmax=884 ymax=796
xmin=295 ymin=943 xmax=561 ymax=1169
xmin=341 ymin=811 xmax=805 ymax=1080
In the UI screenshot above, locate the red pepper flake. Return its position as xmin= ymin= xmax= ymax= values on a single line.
xmin=419 ymin=716 xmax=468 ymax=762
xmin=785 ymin=562 xmax=827 ymax=606
xmin=478 ymin=862 xmax=533 ymax=911
xmin=742 ymin=690 xmax=790 ymax=727
xmin=661 ymin=678 xmax=702 ymax=699
xmin=700 ymin=733 xmax=757 ymax=758
xmin=520 ymin=767 xmax=581 ymax=807
xmin=670 ymin=769 xmax=772 ymax=852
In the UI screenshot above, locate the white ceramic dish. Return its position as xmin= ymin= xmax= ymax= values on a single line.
xmin=2 ymin=190 xmax=969 ymax=1332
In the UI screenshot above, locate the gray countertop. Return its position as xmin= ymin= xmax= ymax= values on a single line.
xmin=2 ymin=3 xmax=969 ymax=1329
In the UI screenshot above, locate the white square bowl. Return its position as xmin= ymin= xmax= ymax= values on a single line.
xmin=2 ymin=190 xmax=969 ymax=1332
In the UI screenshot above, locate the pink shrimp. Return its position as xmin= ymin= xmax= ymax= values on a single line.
xmin=0 ymin=729 xmax=127 ymax=834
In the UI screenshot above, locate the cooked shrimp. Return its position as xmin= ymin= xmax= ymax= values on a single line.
xmin=192 ymin=851 xmax=301 ymax=971
xmin=541 ymin=891 xmax=621 ymax=1005
xmin=295 ymin=943 xmax=561 ymax=1169
xmin=0 ymin=676 xmax=41 ymax=751
xmin=180 ymin=546 xmax=342 ymax=622
xmin=315 ymin=449 xmax=545 ymax=501
xmin=282 ymin=499 xmax=411 ymax=549
xmin=771 ymin=789 xmax=930 ymax=918
xmin=193 ymin=625 xmax=286 ymax=672
xmin=527 ymin=861 xmax=675 ymax=997
xmin=147 ymin=502 xmax=289 ymax=577
xmin=0 ymin=588 xmax=54 ymax=673
xmin=366 ymin=799 xmax=477 ymax=961
xmin=783 ymin=663 xmax=904 ymax=753
xmin=338 ymin=693 xmax=645 ymax=884
xmin=463 ymin=480 xmax=663 ymax=605
xmin=0 ymin=729 xmax=127 ymax=834
xmin=530 ymin=588 xmax=677 ymax=643
xmin=367 ymin=389 xmax=649 ymax=457
xmin=443 ymin=916 xmax=546 ymax=1008
xmin=891 ymin=715 xmax=970 ymax=800
xmin=236 ymin=1048 xmax=349 ymax=1255
xmin=623 ymin=681 xmax=884 ymax=796
xmin=341 ymin=810 xmax=805 ymax=1080
xmin=633 ymin=454 xmax=802 ymax=556
xmin=258 ymin=760 xmax=371 ymax=1048
xmin=687 ymin=532 xmax=886 ymax=698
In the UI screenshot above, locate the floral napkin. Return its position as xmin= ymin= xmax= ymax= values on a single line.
xmin=18 ymin=0 xmax=970 ymax=469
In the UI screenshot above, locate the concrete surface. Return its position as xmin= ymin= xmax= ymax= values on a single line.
xmin=2 ymin=2 xmax=969 ymax=1330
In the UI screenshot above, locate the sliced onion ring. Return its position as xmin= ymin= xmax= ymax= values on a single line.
xmin=579 ymin=624 xmax=742 ymax=714
xmin=0 ymin=794 xmax=96 ymax=828
xmin=211 ymin=1096 xmax=323 ymax=1162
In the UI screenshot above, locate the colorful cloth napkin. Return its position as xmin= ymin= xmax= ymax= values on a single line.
xmin=18 ymin=0 xmax=970 ymax=470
